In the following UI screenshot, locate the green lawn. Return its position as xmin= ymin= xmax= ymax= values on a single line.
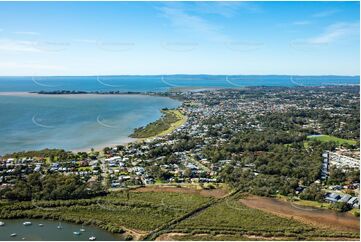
xmin=130 ymin=109 xmax=186 ymax=139
xmin=276 ymin=195 xmax=331 ymax=210
xmin=307 ymin=135 xmax=357 ymax=145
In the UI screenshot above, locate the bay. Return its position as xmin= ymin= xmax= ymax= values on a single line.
xmin=0 ymin=94 xmax=180 ymax=155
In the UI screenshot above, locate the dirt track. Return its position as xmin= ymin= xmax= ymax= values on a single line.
xmin=134 ymin=185 xmax=228 ymax=198
xmin=240 ymin=195 xmax=360 ymax=232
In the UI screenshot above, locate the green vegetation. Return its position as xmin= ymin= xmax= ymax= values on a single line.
xmin=307 ymin=135 xmax=357 ymax=146
xmin=214 ymin=130 xmax=324 ymax=197
xmin=0 ymin=173 xmax=104 ymax=201
xmin=286 ymin=198 xmax=331 ymax=210
xmin=0 ymin=191 xmax=210 ymax=233
xmin=175 ymin=198 xmax=312 ymax=235
xmin=2 ymin=148 xmax=97 ymax=162
xmin=329 ymin=202 xmax=353 ymax=213
xmin=350 ymin=208 xmax=360 ymax=217
xmin=170 ymin=234 xmax=253 ymax=241
xmin=130 ymin=109 xmax=186 ymax=138
xmin=171 ymin=197 xmax=358 ymax=240
xmin=327 ymin=166 xmax=359 ymax=185
xmin=299 ymin=183 xmax=324 ymax=202
xmin=2 ymin=148 xmax=75 ymax=160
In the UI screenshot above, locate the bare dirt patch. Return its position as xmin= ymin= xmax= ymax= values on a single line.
xmin=240 ymin=195 xmax=360 ymax=232
xmin=134 ymin=185 xmax=228 ymax=198
xmin=124 ymin=228 xmax=148 ymax=241
xmin=156 ymin=233 xmax=353 ymax=241
xmin=155 ymin=232 xmax=185 ymax=241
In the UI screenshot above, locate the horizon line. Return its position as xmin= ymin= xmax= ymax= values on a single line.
xmin=0 ymin=74 xmax=360 ymax=78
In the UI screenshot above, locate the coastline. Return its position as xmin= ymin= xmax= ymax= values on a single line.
xmin=134 ymin=109 xmax=187 ymax=141
xmin=0 ymin=91 xmax=153 ymax=99
xmin=71 ymin=136 xmax=137 ymax=153
xmin=33 ymin=110 xmax=186 ymax=155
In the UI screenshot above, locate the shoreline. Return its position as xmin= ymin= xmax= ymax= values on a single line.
xmin=76 ymin=109 xmax=187 ymax=154
xmin=71 ymin=136 xmax=137 ymax=153
xmin=0 ymin=91 xmax=153 ymax=98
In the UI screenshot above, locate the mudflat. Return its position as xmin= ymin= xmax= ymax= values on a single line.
xmin=134 ymin=185 xmax=229 ymax=198
xmin=240 ymin=195 xmax=360 ymax=232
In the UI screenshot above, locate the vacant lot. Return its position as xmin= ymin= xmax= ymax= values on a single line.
xmin=130 ymin=109 xmax=186 ymax=138
xmin=307 ymin=135 xmax=357 ymax=145
xmin=240 ymin=195 xmax=360 ymax=232
xmin=134 ymin=185 xmax=229 ymax=198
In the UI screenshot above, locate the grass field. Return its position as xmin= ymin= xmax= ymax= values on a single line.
xmin=155 ymin=110 xmax=187 ymax=137
xmin=130 ymin=109 xmax=186 ymax=139
xmin=276 ymin=195 xmax=332 ymax=210
xmin=293 ymin=199 xmax=331 ymax=209
xmin=307 ymin=135 xmax=357 ymax=145
xmin=169 ymin=197 xmax=359 ymax=240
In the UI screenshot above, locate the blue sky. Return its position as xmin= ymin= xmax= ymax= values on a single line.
xmin=0 ymin=1 xmax=359 ymax=76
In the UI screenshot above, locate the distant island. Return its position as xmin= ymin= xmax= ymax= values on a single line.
xmin=33 ymin=90 xmax=145 ymax=95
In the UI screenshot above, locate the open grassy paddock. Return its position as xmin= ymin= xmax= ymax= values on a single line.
xmin=307 ymin=135 xmax=357 ymax=145
xmin=130 ymin=109 xmax=187 ymax=139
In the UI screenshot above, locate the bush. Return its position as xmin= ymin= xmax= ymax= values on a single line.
xmin=329 ymin=202 xmax=352 ymax=212
xmin=125 ymin=235 xmax=133 ymax=241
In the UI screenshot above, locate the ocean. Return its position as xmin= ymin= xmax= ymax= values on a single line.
xmin=0 ymin=75 xmax=359 ymax=92
xmin=0 ymin=75 xmax=359 ymax=155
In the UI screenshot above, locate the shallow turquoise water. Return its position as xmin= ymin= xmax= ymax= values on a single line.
xmin=0 ymin=94 xmax=180 ymax=155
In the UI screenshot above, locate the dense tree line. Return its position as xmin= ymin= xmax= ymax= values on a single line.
xmin=2 ymin=149 xmax=75 ymax=160
xmin=212 ymin=129 xmax=326 ymax=197
xmin=0 ymin=173 xmax=105 ymax=201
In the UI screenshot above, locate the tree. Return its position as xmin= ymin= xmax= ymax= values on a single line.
xmin=299 ymin=183 xmax=324 ymax=202
xmin=330 ymin=202 xmax=352 ymax=212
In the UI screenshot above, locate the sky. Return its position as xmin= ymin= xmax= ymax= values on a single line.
xmin=0 ymin=1 xmax=359 ymax=76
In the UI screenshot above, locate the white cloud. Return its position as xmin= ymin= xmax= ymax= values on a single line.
xmin=13 ymin=31 xmax=40 ymax=36
xmin=158 ymin=4 xmax=231 ymax=43
xmin=157 ymin=2 xmax=262 ymax=43
xmin=0 ymin=61 xmax=66 ymax=71
xmin=192 ymin=1 xmax=261 ymax=18
xmin=293 ymin=21 xmax=311 ymax=26
xmin=0 ymin=39 xmax=42 ymax=52
xmin=73 ymin=39 xmax=97 ymax=44
xmin=312 ymin=9 xmax=339 ymax=18
xmin=0 ymin=38 xmax=70 ymax=52
xmin=307 ymin=22 xmax=359 ymax=44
